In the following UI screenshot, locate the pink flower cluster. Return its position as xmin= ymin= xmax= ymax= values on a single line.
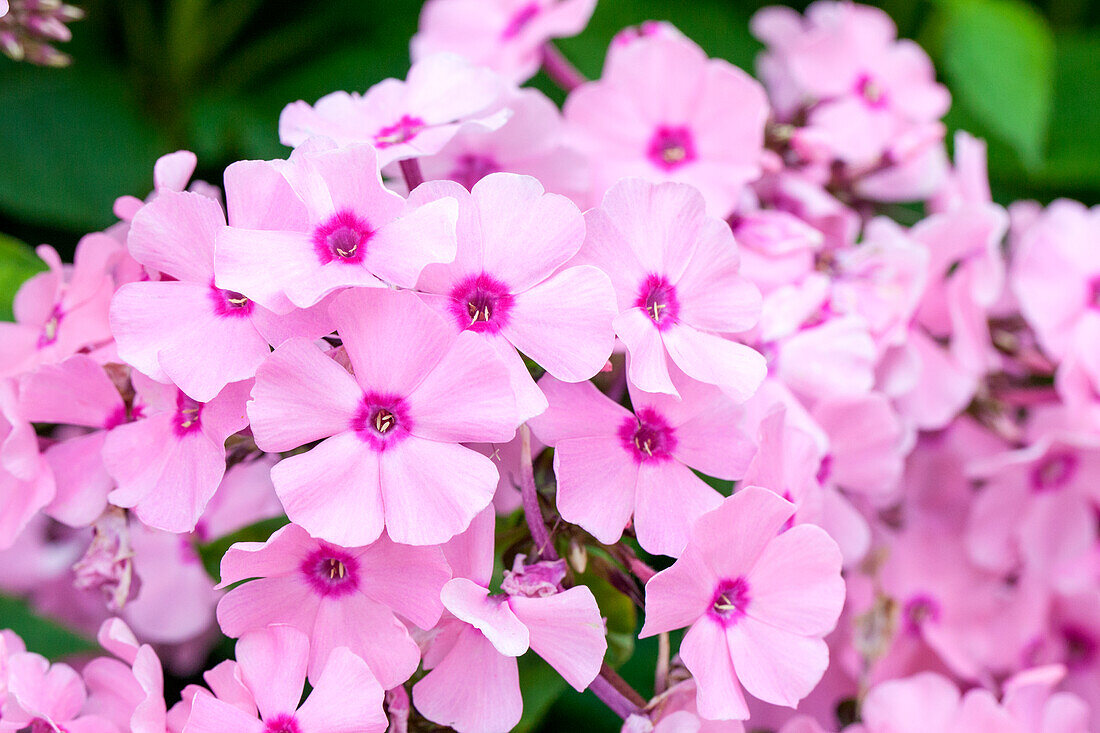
xmin=1 ymin=1 xmax=1098 ymax=732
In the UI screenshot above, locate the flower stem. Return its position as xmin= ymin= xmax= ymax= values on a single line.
xmin=588 ymin=663 xmax=645 ymax=719
xmin=520 ymin=423 xmax=557 ymax=560
xmin=540 ymin=42 xmax=586 ymax=93
xmin=399 ymin=158 xmax=424 ymax=191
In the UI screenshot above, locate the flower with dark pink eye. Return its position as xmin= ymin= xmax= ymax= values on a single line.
xmin=1087 ymin=276 xmax=1100 ymax=310
xmin=855 ymin=72 xmax=889 ymax=109
xmin=374 ymin=114 xmax=427 ymax=148
xmin=501 ymin=1 xmax=540 ymax=39
xmin=619 ymin=408 xmax=677 ymax=463
xmin=1030 ymin=451 xmax=1078 ymax=493
xmin=448 ymin=272 xmax=515 ymax=334
xmin=634 ymin=274 xmax=680 ymax=330
xmin=36 ymin=304 xmax=63 ymax=348
xmin=903 ymin=594 xmax=940 ymax=635
xmin=263 ymin=714 xmax=303 ymax=733
xmin=301 ymin=547 xmax=359 ymax=598
xmin=209 ymin=282 xmax=254 ymax=318
xmin=350 ymin=392 xmax=412 ymax=452
xmin=172 ymin=393 xmax=203 ymax=437
xmin=312 ymin=209 xmax=374 ymax=265
xmin=647 ymin=125 xmax=697 ymax=171
xmin=709 ymin=577 xmax=750 ymax=625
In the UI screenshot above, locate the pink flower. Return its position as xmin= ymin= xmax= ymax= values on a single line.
xmin=215 ymin=142 xmax=460 ymax=312
xmin=1 ymin=651 xmax=117 ymax=732
xmin=0 ymin=233 xmax=119 ymax=378
xmin=248 ymin=287 xmax=519 ymax=546
xmin=279 ymin=54 xmax=508 ymax=167
xmin=110 ymin=189 xmax=333 ymax=402
xmin=575 ymin=178 xmax=765 ymax=398
xmin=412 ymin=0 xmax=595 ymax=83
xmin=82 ymin=619 xmax=168 ymax=733
xmin=812 ymin=393 xmax=910 ymax=505
xmin=0 ymin=378 xmax=54 ymax=549
xmin=413 ymin=553 xmax=606 ymax=732
xmin=639 ymin=487 xmax=845 ymax=720
xmin=101 ymin=372 xmax=250 ymax=533
xmin=182 ymin=625 xmax=386 ymax=733
xmin=412 ymin=172 xmax=616 ymax=419
xmin=564 ymin=35 xmax=769 ymax=216
xmin=215 ymin=522 xmax=450 ymax=688
xmin=529 ymin=374 xmax=754 ymax=556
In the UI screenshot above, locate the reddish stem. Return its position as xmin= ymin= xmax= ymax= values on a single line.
xmin=540 ymin=42 xmax=586 ymax=92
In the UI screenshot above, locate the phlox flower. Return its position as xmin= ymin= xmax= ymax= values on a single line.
xmin=0 ymin=233 xmax=119 ymax=378
xmin=0 ymin=378 xmax=54 ymax=550
xmin=0 ymin=650 xmax=117 ymax=732
xmin=564 ymin=34 xmax=769 ymax=217
xmin=215 ymin=141 xmax=459 ymax=312
xmin=639 ymin=487 xmax=845 ymax=720
xmin=183 ymin=625 xmax=386 ymax=733
xmin=101 ymin=372 xmax=251 ymax=534
xmin=412 ymin=0 xmax=596 ymax=83
xmin=248 ymin=287 xmax=519 ymax=546
xmin=576 ymin=178 xmax=765 ymax=399
xmin=411 ymin=172 xmax=616 ymax=420
xmin=215 ymin=522 xmax=450 ymax=689
xmin=413 ymin=513 xmax=606 ymax=733
xmin=529 ymin=373 xmax=755 ymax=556
xmin=82 ymin=619 xmax=168 ymax=733
xmin=279 ymin=54 xmax=508 ymax=167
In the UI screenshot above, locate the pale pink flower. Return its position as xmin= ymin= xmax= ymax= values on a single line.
xmin=1 ymin=651 xmax=117 ymax=732
xmin=640 ymin=487 xmax=844 ymax=719
xmin=183 ymin=625 xmax=387 ymax=733
xmin=110 ymin=189 xmax=333 ymax=402
xmin=412 ymin=0 xmax=596 ymax=83
xmin=576 ymin=178 xmax=765 ymax=398
xmin=215 ymin=522 xmax=450 ymax=688
xmin=412 ymin=172 xmax=616 ymax=420
xmin=529 ymin=373 xmax=754 ymax=556
xmin=82 ymin=619 xmax=168 ymax=733
xmin=1000 ymin=665 xmax=1091 ymax=733
xmin=0 ymin=378 xmax=54 ymax=549
xmin=279 ymin=54 xmax=508 ymax=167
xmin=215 ymin=142 xmax=459 ymax=311
xmin=565 ymin=35 xmax=769 ymax=216
xmin=248 ymin=287 xmax=519 ymax=546
xmin=101 ymin=372 xmax=251 ymax=533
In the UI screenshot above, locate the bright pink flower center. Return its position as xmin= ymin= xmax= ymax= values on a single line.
xmin=855 ymin=73 xmax=889 ymax=109
xmin=374 ymin=114 xmax=427 ymax=148
xmin=619 ymin=408 xmax=677 ymax=463
xmin=31 ymin=720 xmax=65 ymax=733
xmin=1086 ymin=276 xmax=1100 ymax=309
xmin=709 ymin=577 xmax=750 ymax=625
xmin=103 ymin=404 xmax=131 ymax=430
xmin=312 ymin=209 xmax=374 ymax=266
xmin=1061 ymin=625 xmax=1098 ymax=670
xmin=635 ymin=274 xmax=680 ymax=330
xmin=448 ymin=273 xmax=515 ymax=334
xmin=36 ymin=304 xmax=63 ymax=348
xmin=264 ymin=714 xmax=303 ymax=733
xmin=301 ymin=546 xmax=359 ymax=598
xmin=1029 ymin=451 xmax=1078 ymax=492
xmin=448 ymin=154 xmax=500 ymax=190
xmin=351 ymin=392 xmax=411 ymax=452
xmin=647 ymin=125 xmax=697 ymax=171
xmin=816 ymin=454 xmax=833 ymax=486
xmin=501 ymin=1 xmax=540 ymax=39
xmin=209 ymin=281 xmax=254 ymax=318
xmin=172 ymin=393 xmax=203 ymax=436
xmin=903 ymin=594 xmax=940 ymax=635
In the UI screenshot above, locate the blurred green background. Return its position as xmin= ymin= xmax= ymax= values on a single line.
xmin=0 ymin=0 xmax=1097 ymax=729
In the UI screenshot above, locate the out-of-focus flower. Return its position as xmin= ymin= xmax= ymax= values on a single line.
xmin=0 ymin=0 xmax=84 ymax=66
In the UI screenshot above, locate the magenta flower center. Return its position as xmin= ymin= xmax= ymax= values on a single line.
xmin=856 ymin=73 xmax=889 ymax=109
xmin=36 ymin=304 xmax=63 ymax=348
xmin=1086 ymin=276 xmax=1100 ymax=309
xmin=301 ymin=547 xmax=359 ymax=598
xmin=1029 ymin=451 xmax=1078 ymax=492
xmin=374 ymin=114 xmax=427 ymax=148
xmin=647 ymin=125 xmax=697 ymax=171
xmin=172 ymin=393 xmax=203 ymax=436
xmin=634 ymin=274 xmax=680 ymax=329
xmin=448 ymin=154 xmax=500 ymax=190
xmin=351 ymin=392 xmax=411 ymax=452
xmin=619 ymin=408 xmax=677 ymax=463
xmin=448 ymin=273 xmax=515 ymax=334
xmin=1061 ymin=625 xmax=1098 ymax=670
xmin=264 ymin=713 xmax=303 ymax=733
xmin=501 ymin=1 xmax=540 ymax=39
xmin=312 ymin=209 xmax=374 ymax=266
xmin=903 ymin=594 xmax=941 ymax=635
xmin=709 ymin=577 xmax=750 ymax=624
xmin=209 ymin=281 xmax=254 ymax=318
xmin=31 ymin=720 xmax=65 ymax=733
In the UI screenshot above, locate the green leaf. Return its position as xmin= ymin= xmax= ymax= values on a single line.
xmin=195 ymin=515 xmax=289 ymax=582
xmin=0 ymin=233 xmax=45 ymax=321
xmin=1037 ymin=32 xmax=1100 ymax=188
xmin=0 ymin=594 xmax=97 ymax=660
xmin=937 ymin=0 xmax=1055 ymax=169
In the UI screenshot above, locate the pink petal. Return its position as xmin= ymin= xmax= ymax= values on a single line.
xmin=575 ymin=207 xmax=646 ymax=311
xmin=214 ymin=228 xmax=320 ymax=313
xmin=272 ymin=433 xmax=385 ymax=547
xmin=366 ymin=197 xmax=459 ymax=288
xmin=442 ymin=507 xmax=496 ymax=586
xmin=692 ymin=487 xmax=796 ymax=581
xmin=634 ymin=460 xmax=723 ymax=556
xmin=616 ymin=308 xmax=676 ymax=396
xmin=379 ymin=437 xmax=497 ymax=545
xmin=441 ymin=578 xmax=529 ymax=656
xmin=674 ymin=218 xmax=761 ymax=334
xmin=18 ymin=355 xmax=123 ymax=428
xmin=744 ymin=525 xmax=844 ymax=636
xmin=353 ymin=536 xmax=449 ymax=630
xmin=508 ymin=586 xmax=606 ymax=690
xmin=639 ymin=545 xmax=715 ymax=636
xmin=484 ymin=334 xmax=548 ymax=423
xmin=552 ymin=436 xmax=638 ymax=545
xmin=412 ymin=625 xmax=523 ymax=733
xmin=223 ymin=159 xmax=309 ymax=231
xmin=725 ymin=615 xmax=830 ymax=708
xmin=127 ymin=190 xmax=220 ymax=282
xmin=184 ymin=692 xmax=265 ymax=733
xmin=44 ymin=432 xmax=111 ymax=527
xmin=502 ymin=265 xmax=617 ymax=382
xmin=310 ymin=593 xmax=421 ymax=689
xmin=527 ymin=376 xmax=631 ymax=445
xmin=295 ymin=647 xmax=386 ymax=733
xmin=248 ymin=338 xmax=362 ymax=452
xmin=153 ymin=150 xmax=197 ymax=192
xmin=679 ymin=619 xmax=750 ymax=720
xmin=236 ymin=626 xmax=309 ymax=721
xmin=217 ymin=523 xmax=317 ymax=587
xmin=662 ymin=325 xmax=767 ymax=402
xmin=655 ymin=382 xmax=755 ymax=480
xmin=215 ymin=577 xmax=320 ymax=639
